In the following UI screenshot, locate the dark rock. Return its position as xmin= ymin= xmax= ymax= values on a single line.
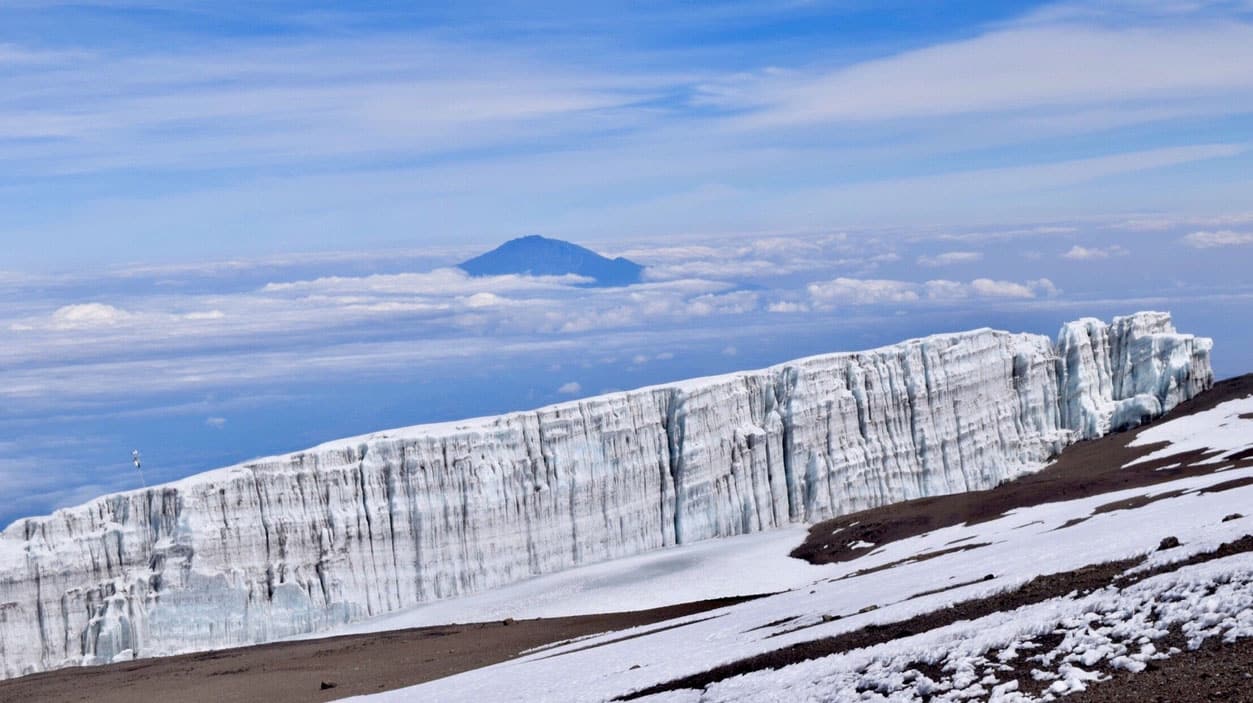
xmin=1223 ymin=513 xmax=1244 ymax=522
xmin=1158 ymin=536 xmax=1181 ymax=551
xmin=320 ymin=681 xmax=337 ymax=690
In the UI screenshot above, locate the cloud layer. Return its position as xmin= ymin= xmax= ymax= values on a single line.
xmin=807 ymin=276 xmax=1057 ymax=308
xmin=1182 ymin=230 xmax=1253 ymax=248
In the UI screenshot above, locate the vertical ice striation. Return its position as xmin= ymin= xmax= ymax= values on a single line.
xmin=1057 ymin=312 xmax=1213 ymax=437
xmin=0 ymin=312 xmax=1212 ymax=678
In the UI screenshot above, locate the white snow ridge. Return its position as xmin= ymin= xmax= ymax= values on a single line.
xmin=0 ymin=312 xmax=1212 ymax=679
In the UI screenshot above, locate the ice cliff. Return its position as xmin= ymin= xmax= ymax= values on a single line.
xmin=0 ymin=312 xmax=1212 ymax=678
xmin=1057 ymin=312 xmax=1213 ymax=437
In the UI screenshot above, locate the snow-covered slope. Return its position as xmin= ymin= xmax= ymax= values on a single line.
xmin=356 ymin=455 xmax=1253 ymax=703
xmin=298 ymin=525 xmax=830 ymax=638
xmin=0 ymin=312 xmax=1212 ymax=678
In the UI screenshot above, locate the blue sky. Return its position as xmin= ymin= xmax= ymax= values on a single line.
xmin=2 ymin=0 xmax=1253 ymax=525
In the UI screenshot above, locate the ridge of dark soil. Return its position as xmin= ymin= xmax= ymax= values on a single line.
xmin=835 ymin=542 xmax=993 ymax=580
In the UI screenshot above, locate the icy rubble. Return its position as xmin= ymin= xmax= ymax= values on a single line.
xmin=0 ymin=312 xmax=1212 ymax=677
xmin=696 ymin=554 xmax=1253 ymax=703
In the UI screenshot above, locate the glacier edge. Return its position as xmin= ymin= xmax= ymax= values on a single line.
xmin=0 ymin=311 xmax=1213 ymax=678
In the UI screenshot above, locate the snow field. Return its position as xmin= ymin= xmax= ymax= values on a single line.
xmin=346 ymin=465 xmax=1253 ymax=702
xmin=298 ymin=525 xmax=828 ymax=637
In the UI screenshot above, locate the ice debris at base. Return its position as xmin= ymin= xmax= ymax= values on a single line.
xmin=0 ymin=311 xmax=1213 ymax=678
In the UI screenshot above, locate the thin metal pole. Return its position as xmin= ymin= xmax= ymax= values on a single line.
xmin=133 ymin=451 xmax=147 ymax=488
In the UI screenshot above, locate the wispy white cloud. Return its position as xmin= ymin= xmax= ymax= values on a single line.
xmin=808 ymin=276 xmax=1059 ymax=308
xmin=9 ymin=302 xmax=225 ymax=333
xmin=556 ymin=381 xmax=581 ymax=395
xmin=931 ymin=224 xmax=1080 ymax=243
xmin=767 ymin=301 xmax=809 ymax=313
xmin=5 ymin=2 xmax=1252 ymax=268
xmin=0 ymin=336 xmax=584 ymax=404
xmin=1062 ymin=244 xmax=1129 ymax=260
xmin=732 ymin=143 xmax=1248 ymax=229
xmin=866 ymin=145 xmax=1244 ymax=196
xmin=926 ymin=278 xmax=1059 ymax=300
xmin=917 ymin=251 xmax=983 ymax=267
xmin=969 ymin=278 xmax=1051 ymax=299
xmin=922 ymin=280 xmax=969 ymax=300
xmin=632 ymin=233 xmax=887 ymax=282
xmin=0 ymin=256 xmax=771 ymax=400
xmin=808 ymin=278 xmax=920 ymax=306
xmin=1182 ymin=230 xmax=1253 ymax=247
xmin=709 ymin=23 xmax=1253 ymax=126
xmin=48 ymin=302 xmax=133 ymax=329
xmin=261 ymin=268 xmax=588 ymax=296
xmin=1012 ymin=0 xmax=1253 ymax=26
xmin=0 ymin=36 xmax=679 ymax=176
xmin=1111 ymin=213 xmax=1253 ymax=232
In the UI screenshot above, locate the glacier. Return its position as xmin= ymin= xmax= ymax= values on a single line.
xmin=0 ymin=311 xmax=1212 ymax=678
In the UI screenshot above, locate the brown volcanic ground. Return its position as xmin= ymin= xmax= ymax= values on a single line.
xmin=3 ymin=374 xmax=1250 ymax=703
xmin=0 ymin=596 xmax=758 ymax=703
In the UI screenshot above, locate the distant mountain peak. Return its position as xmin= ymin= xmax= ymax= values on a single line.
xmin=458 ymin=235 xmax=643 ymax=287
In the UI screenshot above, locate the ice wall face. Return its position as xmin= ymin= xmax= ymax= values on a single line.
xmin=0 ymin=312 xmax=1212 ymax=678
xmin=1057 ymin=312 xmax=1213 ymax=437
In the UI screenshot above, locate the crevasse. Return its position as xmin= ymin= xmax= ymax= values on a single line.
xmin=0 ymin=311 xmax=1212 ymax=678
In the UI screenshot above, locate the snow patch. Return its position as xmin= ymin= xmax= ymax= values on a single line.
xmin=1127 ymin=395 xmax=1253 ymax=467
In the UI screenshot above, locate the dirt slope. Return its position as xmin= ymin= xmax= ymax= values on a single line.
xmin=0 ymin=596 xmax=757 ymax=703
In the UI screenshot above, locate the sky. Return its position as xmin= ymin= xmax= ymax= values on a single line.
xmin=2 ymin=0 xmax=1253 ymax=526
